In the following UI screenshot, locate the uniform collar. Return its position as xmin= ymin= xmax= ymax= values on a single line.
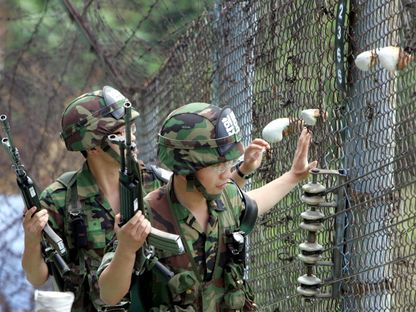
xmin=168 ymin=175 xmax=225 ymax=221
xmin=76 ymin=161 xmax=101 ymax=200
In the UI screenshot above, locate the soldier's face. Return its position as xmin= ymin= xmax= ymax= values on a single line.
xmin=195 ymin=162 xmax=234 ymax=194
xmin=109 ymin=125 xmax=138 ymax=160
xmin=112 ymin=124 xmax=137 ymax=139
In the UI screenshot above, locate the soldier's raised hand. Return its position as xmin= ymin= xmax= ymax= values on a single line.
xmin=289 ymin=128 xmax=317 ymax=180
xmin=241 ymin=138 xmax=269 ymax=173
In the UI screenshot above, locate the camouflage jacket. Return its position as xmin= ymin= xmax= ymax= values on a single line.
xmin=98 ymin=177 xmax=256 ymax=311
xmin=41 ymin=161 xmax=163 ymax=312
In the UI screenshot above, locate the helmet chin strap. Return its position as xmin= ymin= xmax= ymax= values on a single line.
xmin=186 ymin=174 xmax=221 ymax=201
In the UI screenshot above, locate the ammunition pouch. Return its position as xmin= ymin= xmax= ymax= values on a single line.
xmin=168 ymin=271 xmax=199 ymax=306
xmin=223 ymin=263 xmax=257 ymax=311
xmin=143 ymin=181 xmax=258 ymax=311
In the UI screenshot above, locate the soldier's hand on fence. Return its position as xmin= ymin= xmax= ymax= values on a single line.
xmin=22 ymin=206 xmax=48 ymax=247
xmin=114 ymin=211 xmax=151 ymax=255
xmin=241 ymin=138 xmax=270 ymax=173
xmin=289 ymin=128 xmax=317 ymax=180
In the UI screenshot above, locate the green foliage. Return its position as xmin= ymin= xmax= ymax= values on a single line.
xmin=4 ymin=0 xmax=215 ymax=83
xmin=16 ymin=0 xmax=47 ymax=12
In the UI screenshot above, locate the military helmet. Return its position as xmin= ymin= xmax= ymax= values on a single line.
xmin=61 ymin=86 xmax=139 ymax=151
xmin=158 ymin=102 xmax=244 ymax=175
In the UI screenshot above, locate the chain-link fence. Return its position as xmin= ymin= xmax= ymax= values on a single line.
xmin=136 ymin=0 xmax=416 ymax=311
xmin=1 ymin=0 xmax=415 ymax=311
xmin=0 ymin=0 xmax=214 ymax=192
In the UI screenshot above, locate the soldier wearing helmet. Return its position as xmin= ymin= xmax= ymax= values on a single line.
xmin=98 ymin=103 xmax=317 ymax=311
xmin=21 ymin=86 xmax=167 ymax=312
xmin=22 ymin=93 xmax=264 ymax=311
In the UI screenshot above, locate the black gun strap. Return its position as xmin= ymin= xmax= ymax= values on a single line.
xmin=56 ymin=170 xmax=88 ymax=289
xmin=56 ymin=170 xmax=83 ymax=217
xmin=56 ymin=171 xmax=78 ymax=211
xmin=239 ymin=192 xmax=258 ymax=235
xmin=56 ymin=171 xmax=78 ymax=186
xmin=231 ymin=180 xmax=258 ymax=235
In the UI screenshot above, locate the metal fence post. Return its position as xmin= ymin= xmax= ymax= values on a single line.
xmin=346 ymin=1 xmax=400 ymax=310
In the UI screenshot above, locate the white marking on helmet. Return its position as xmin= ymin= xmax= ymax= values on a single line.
xmin=221 ymin=111 xmax=240 ymax=136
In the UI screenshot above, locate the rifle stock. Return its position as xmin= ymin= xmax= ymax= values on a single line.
xmin=0 ymin=114 xmax=70 ymax=286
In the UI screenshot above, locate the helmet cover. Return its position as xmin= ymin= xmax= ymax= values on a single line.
xmin=61 ymin=86 xmax=139 ymax=151
xmin=158 ymin=102 xmax=244 ymax=175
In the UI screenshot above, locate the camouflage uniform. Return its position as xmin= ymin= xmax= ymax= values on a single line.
xmin=98 ymin=178 xmax=255 ymax=311
xmin=98 ymin=103 xmax=257 ymax=311
xmin=42 ymin=162 xmax=162 ymax=312
xmin=41 ymin=86 xmax=166 ymax=311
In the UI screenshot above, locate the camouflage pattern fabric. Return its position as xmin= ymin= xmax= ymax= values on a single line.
xmin=42 ymin=161 xmax=162 ymax=312
xmin=158 ymin=103 xmax=244 ymax=176
xmin=98 ymin=179 xmax=255 ymax=311
xmin=61 ymin=89 xmax=139 ymax=152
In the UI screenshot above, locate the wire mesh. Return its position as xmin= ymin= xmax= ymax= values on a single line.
xmin=1 ymin=0 xmax=415 ymax=311
xmin=0 ymin=0 xmax=214 ymax=191
xmin=137 ymin=0 xmax=416 ymax=311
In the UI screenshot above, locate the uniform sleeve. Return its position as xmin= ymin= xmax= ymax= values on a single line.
xmin=96 ymin=250 xmax=115 ymax=279
xmin=39 ymin=182 xmax=67 ymax=240
xmin=97 ymin=235 xmax=118 ymax=276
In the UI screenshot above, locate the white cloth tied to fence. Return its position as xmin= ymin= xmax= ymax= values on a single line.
xmin=34 ymin=290 xmax=74 ymax=312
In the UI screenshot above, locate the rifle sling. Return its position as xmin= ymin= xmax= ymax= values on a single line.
xmin=56 ymin=171 xmax=87 ymax=285
xmin=232 ymin=181 xmax=258 ymax=235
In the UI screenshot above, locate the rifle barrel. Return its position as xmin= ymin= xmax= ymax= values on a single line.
xmin=0 ymin=115 xmax=15 ymax=149
xmin=115 ymin=104 xmax=184 ymax=274
xmin=0 ymin=114 xmax=67 ymax=258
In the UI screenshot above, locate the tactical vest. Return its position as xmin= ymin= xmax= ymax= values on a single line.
xmin=56 ymin=164 xmax=170 ymax=253
xmin=55 ymin=164 xmax=170 ymax=312
xmin=139 ymin=183 xmax=257 ymax=311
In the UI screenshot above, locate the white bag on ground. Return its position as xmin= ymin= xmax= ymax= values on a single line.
xmin=34 ymin=290 xmax=74 ymax=312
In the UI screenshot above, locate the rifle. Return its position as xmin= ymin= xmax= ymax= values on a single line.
xmin=108 ymin=102 xmax=184 ymax=278
xmin=0 ymin=114 xmax=70 ymax=287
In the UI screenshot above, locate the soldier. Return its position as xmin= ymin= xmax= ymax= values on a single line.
xmin=98 ymin=102 xmax=317 ymax=311
xmin=21 ymin=90 xmax=265 ymax=311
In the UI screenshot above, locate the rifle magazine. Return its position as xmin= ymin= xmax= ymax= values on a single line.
xmin=149 ymin=227 xmax=185 ymax=255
